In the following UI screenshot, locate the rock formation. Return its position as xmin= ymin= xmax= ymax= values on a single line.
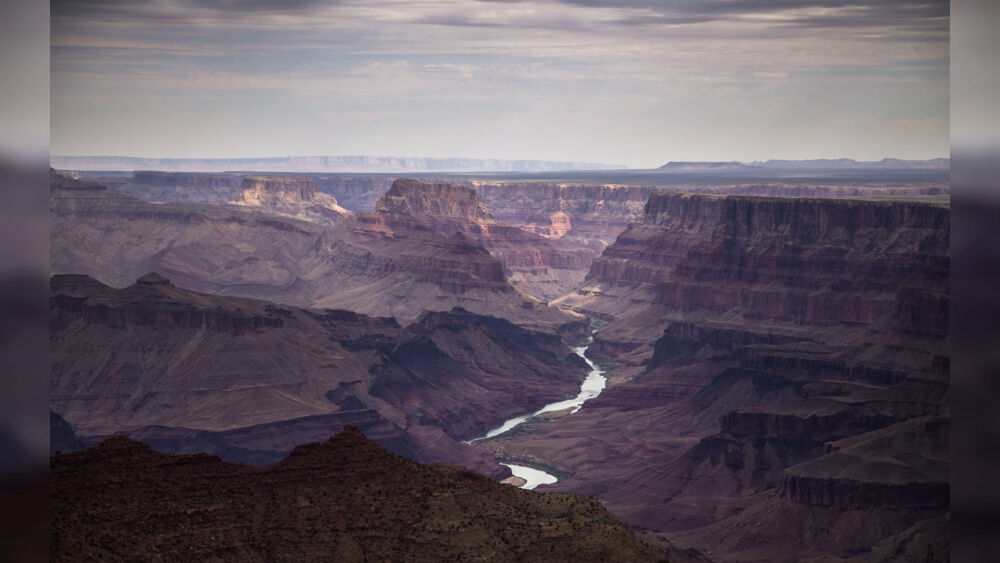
xmin=230 ymin=175 xmax=351 ymax=225
xmin=50 ymin=426 xmax=698 ymax=562
xmin=486 ymin=192 xmax=949 ymax=560
xmin=361 ymin=179 xmax=596 ymax=301
xmin=50 ymin=273 xmax=589 ymax=476
xmin=49 ymin=172 xmax=583 ymax=334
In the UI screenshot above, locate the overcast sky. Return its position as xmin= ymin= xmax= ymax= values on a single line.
xmin=51 ymin=0 xmax=949 ymax=168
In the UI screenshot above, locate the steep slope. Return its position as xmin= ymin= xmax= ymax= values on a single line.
xmin=557 ymin=193 xmax=949 ymax=365
xmin=230 ymin=175 xmax=351 ymax=225
xmin=364 ymin=179 xmax=596 ymax=301
xmin=50 ymin=426 xmax=696 ymax=562
xmin=49 ymin=172 xmax=581 ymax=334
xmin=50 ymin=274 xmax=588 ymax=475
xmin=485 ymin=193 xmax=949 ymax=560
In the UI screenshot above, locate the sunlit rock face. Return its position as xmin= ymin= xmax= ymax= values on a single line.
xmin=230 ymin=175 xmax=351 ymax=226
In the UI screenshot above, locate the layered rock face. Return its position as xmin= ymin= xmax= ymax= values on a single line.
xmin=558 ymin=193 xmax=949 ymax=362
xmin=50 ymin=274 xmax=588 ymax=475
xmin=473 ymin=182 xmax=657 ymax=253
xmin=472 ymin=181 xmax=948 ymax=256
xmin=362 ymin=179 xmax=596 ymax=301
xmin=488 ymin=193 xmax=949 ymax=560
xmin=51 ymin=426 xmax=693 ymax=563
xmin=50 ymin=172 xmax=581 ymax=334
xmin=230 ymin=175 xmax=351 ymax=225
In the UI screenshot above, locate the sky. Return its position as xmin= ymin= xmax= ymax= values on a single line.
xmin=51 ymin=0 xmax=949 ymax=168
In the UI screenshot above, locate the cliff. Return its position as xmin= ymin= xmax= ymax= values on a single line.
xmin=559 ymin=193 xmax=949 ymax=363
xmin=230 ymin=175 xmax=351 ymax=225
xmin=360 ymin=179 xmax=597 ymax=301
xmin=50 ymin=426 xmax=682 ymax=562
xmin=50 ymin=173 xmax=581 ymax=333
xmin=50 ymin=274 xmax=588 ymax=476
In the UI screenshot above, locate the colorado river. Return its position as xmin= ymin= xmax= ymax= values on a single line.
xmin=468 ymin=337 xmax=607 ymax=489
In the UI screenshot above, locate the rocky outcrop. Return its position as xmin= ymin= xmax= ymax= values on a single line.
xmin=50 ymin=173 xmax=581 ymax=333
xmin=50 ymin=274 xmax=587 ymax=475
xmin=377 ymin=178 xmax=495 ymax=222
xmin=360 ymin=179 xmax=597 ymax=301
xmin=51 ymin=426 xmax=682 ymax=563
xmin=230 ymin=175 xmax=351 ymax=225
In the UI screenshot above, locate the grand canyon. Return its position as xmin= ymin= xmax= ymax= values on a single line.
xmin=46 ymin=0 xmax=952 ymax=559
xmin=49 ymin=161 xmax=950 ymax=561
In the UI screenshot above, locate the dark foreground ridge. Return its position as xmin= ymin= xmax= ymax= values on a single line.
xmin=50 ymin=426 xmax=704 ymax=562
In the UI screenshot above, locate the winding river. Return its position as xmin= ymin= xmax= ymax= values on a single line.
xmin=468 ymin=337 xmax=607 ymax=490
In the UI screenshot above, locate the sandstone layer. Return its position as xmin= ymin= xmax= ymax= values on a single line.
xmin=50 ymin=273 xmax=589 ymax=476
xmin=51 ymin=426 xmax=698 ymax=562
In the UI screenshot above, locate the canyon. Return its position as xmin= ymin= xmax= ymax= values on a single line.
xmin=49 ymin=272 xmax=589 ymax=477
xmin=485 ymin=192 xmax=949 ymax=560
xmin=49 ymin=171 xmax=582 ymax=334
xmin=49 ymin=164 xmax=950 ymax=561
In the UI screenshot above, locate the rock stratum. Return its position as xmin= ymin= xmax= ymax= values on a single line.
xmin=229 ymin=175 xmax=351 ymax=225
xmin=486 ymin=193 xmax=949 ymax=561
xmin=51 ymin=426 xmax=703 ymax=562
xmin=49 ymin=171 xmax=582 ymax=334
xmin=364 ymin=179 xmax=597 ymax=300
xmin=50 ymin=273 xmax=589 ymax=477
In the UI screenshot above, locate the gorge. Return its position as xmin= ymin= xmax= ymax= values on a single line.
xmin=49 ymin=166 xmax=950 ymax=561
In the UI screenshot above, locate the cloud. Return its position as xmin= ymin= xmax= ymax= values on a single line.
xmin=478 ymin=0 xmax=948 ymax=34
xmin=51 ymin=0 xmax=338 ymax=25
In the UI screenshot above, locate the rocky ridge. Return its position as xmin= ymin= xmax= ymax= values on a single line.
xmin=230 ymin=175 xmax=351 ymax=225
xmin=51 ymin=426 xmax=697 ymax=562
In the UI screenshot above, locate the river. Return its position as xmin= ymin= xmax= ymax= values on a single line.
xmin=468 ymin=337 xmax=607 ymax=489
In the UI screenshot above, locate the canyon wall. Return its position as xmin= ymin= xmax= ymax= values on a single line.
xmin=50 ymin=172 xmax=582 ymax=334
xmin=361 ymin=179 xmax=597 ymax=301
xmin=486 ymin=192 xmax=949 ymax=561
xmin=50 ymin=274 xmax=589 ymax=476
